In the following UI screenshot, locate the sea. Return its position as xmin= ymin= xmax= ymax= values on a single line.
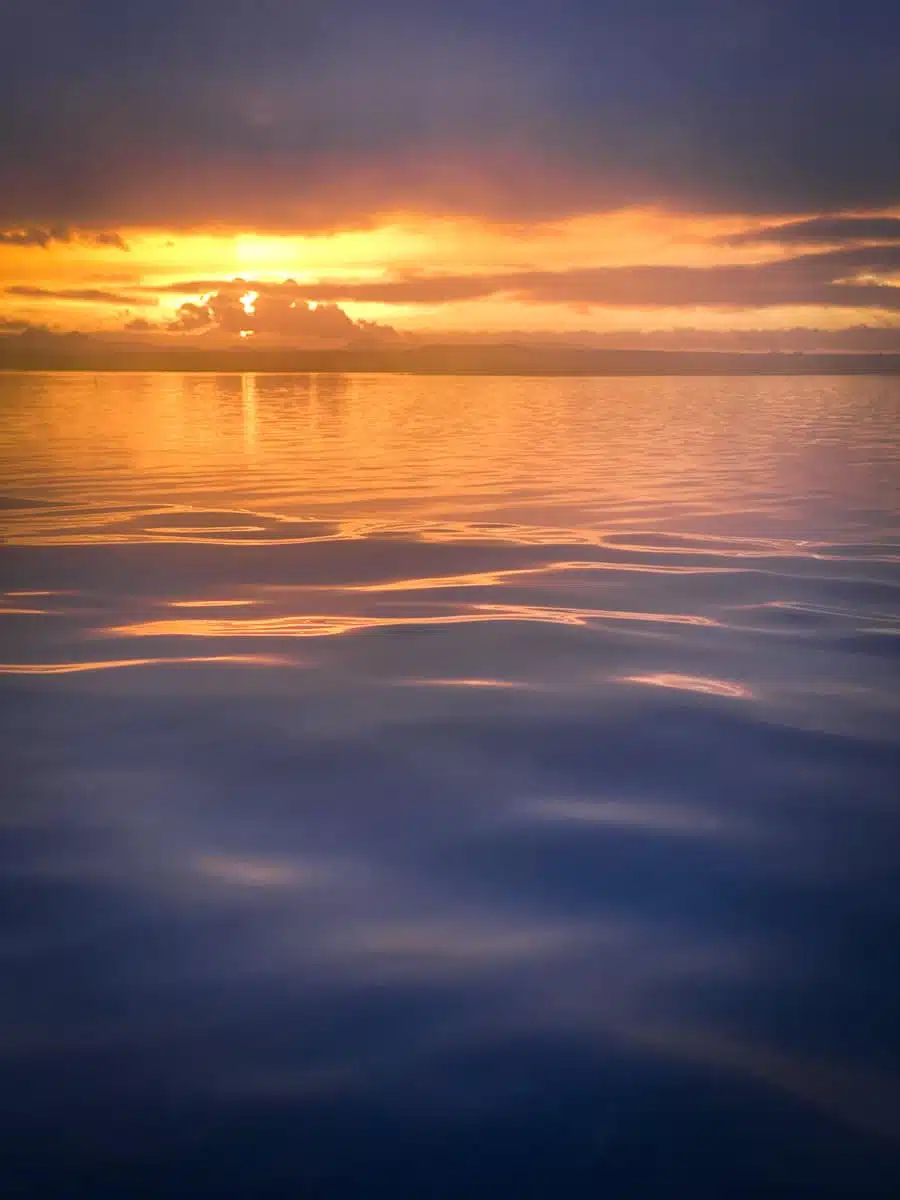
xmin=1 ymin=371 xmax=899 ymax=1198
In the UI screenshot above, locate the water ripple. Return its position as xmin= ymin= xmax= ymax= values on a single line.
xmin=1 ymin=372 xmax=899 ymax=1195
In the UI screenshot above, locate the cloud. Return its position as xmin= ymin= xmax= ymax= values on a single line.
xmin=397 ymin=324 xmax=900 ymax=352
xmin=0 ymin=225 xmax=128 ymax=249
xmin=0 ymin=226 xmax=68 ymax=247
xmin=6 ymin=285 xmax=156 ymax=306
xmin=88 ymin=231 xmax=130 ymax=250
xmin=721 ymin=216 xmax=900 ymax=247
xmin=495 ymin=247 xmax=900 ymax=311
xmin=168 ymin=301 xmax=214 ymax=332
xmin=549 ymin=326 xmax=900 ymax=352
xmin=164 ymin=280 xmax=397 ymax=343
xmin=0 ymin=1 xmax=897 ymax=230
xmin=159 ymin=245 xmax=900 ymax=313
xmin=0 ymin=317 xmax=54 ymax=335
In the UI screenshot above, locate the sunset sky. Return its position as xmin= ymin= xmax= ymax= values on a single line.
xmin=2 ymin=0 xmax=899 ymax=349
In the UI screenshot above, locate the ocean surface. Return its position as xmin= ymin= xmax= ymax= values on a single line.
xmin=1 ymin=370 xmax=899 ymax=1198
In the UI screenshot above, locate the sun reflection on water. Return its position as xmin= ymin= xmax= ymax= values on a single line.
xmin=1 ymin=371 xmax=899 ymax=1191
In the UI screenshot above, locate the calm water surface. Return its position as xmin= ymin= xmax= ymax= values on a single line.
xmin=1 ymin=372 xmax=899 ymax=1197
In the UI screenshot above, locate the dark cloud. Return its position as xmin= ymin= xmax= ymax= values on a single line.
xmin=497 ymin=246 xmax=900 ymax=310
xmin=168 ymin=302 xmax=214 ymax=333
xmin=7 ymin=286 xmax=156 ymax=306
xmin=0 ymin=1 xmax=897 ymax=229
xmin=0 ymin=317 xmax=54 ymax=335
xmin=0 ymin=225 xmax=128 ymax=249
xmin=165 ymin=280 xmax=397 ymax=343
xmin=88 ymin=231 xmax=130 ymax=250
xmin=0 ymin=226 xmax=70 ymax=247
xmin=160 ymin=245 xmax=900 ymax=312
xmin=8 ymin=313 xmax=898 ymax=354
xmin=722 ymin=216 xmax=900 ymax=247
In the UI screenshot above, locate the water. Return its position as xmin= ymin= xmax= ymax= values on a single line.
xmin=1 ymin=371 xmax=899 ymax=1198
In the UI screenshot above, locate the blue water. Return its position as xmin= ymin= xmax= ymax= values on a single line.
xmin=1 ymin=372 xmax=899 ymax=1198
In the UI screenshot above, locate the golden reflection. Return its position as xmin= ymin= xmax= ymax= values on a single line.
xmin=242 ymin=372 xmax=259 ymax=454
xmin=397 ymin=677 xmax=530 ymax=689
xmin=0 ymin=655 xmax=293 ymax=675
xmin=472 ymin=603 xmax=718 ymax=627
xmin=402 ymin=524 xmax=804 ymax=551
xmin=348 ymin=561 xmax=742 ymax=591
xmin=5 ymin=532 xmax=340 ymax=547
xmin=146 ymin=526 xmax=267 ymax=534
xmin=618 ymin=673 xmax=752 ymax=698
xmin=103 ymin=605 xmax=718 ymax=640
xmin=1 ymin=373 xmax=870 ymax=557
xmin=166 ymin=599 xmax=258 ymax=608
xmin=351 ymin=566 xmax=553 ymax=592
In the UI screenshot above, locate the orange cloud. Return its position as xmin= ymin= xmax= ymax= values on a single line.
xmin=163 ymin=281 xmax=397 ymax=344
xmin=0 ymin=226 xmax=128 ymax=249
xmin=2 ymin=208 xmax=900 ymax=340
xmin=7 ymin=285 xmax=157 ymax=307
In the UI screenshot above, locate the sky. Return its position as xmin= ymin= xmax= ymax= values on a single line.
xmin=2 ymin=0 xmax=900 ymax=349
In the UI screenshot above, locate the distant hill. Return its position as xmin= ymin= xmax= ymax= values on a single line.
xmin=2 ymin=339 xmax=900 ymax=376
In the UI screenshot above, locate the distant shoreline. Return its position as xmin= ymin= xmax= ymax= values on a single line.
xmin=2 ymin=345 xmax=900 ymax=376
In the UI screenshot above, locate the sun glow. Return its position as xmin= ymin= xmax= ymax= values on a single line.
xmin=2 ymin=208 xmax=899 ymax=338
